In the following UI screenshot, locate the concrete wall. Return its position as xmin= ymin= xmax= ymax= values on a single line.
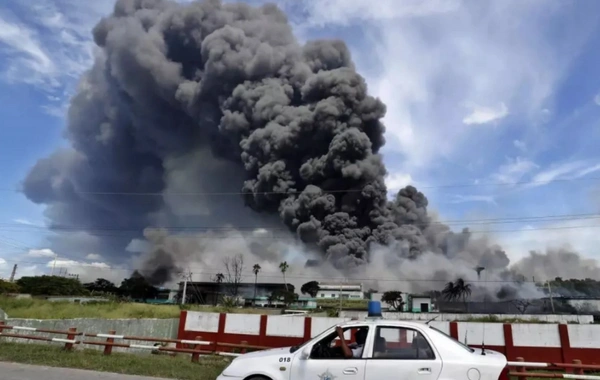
xmin=3 ymin=318 xmax=180 ymax=353
xmin=179 ymin=311 xmax=600 ymax=363
xmin=339 ymin=310 xmax=594 ymax=323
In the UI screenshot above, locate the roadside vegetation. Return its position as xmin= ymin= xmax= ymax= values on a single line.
xmin=0 ymin=296 xmax=273 ymax=319
xmin=0 ymin=341 xmax=595 ymax=380
xmin=0 ymin=341 xmax=229 ymax=380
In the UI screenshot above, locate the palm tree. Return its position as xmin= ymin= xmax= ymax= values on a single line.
xmin=279 ymin=261 xmax=289 ymax=291
xmin=442 ymin=278 xmax=472 ymax=312
xmin=252 ymin=264 xmax=261 ymax=307
xmin=213 ymin=273 xmax=224 ymax=306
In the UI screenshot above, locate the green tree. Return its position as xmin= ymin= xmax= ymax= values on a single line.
xmin=381 ymin=291 xmax=405 ymax=311
xmin=16 ymin=275 xmax=88 ymax=296
xmin=271 ymin=289 xmax=298 ymax=308
xmin=212 ymin=273 xmax=224 ymax=306
xmin=119 ymin=271 xmax=158 ymax=300
xmin=0 ymin=279 xmax=20 ymax=294
xmin=300 ymin=281 xmax=320 ymax=297
xmin=214 ymin=273 xmax=224 ymax=283
xmin=83 ymin=278 xmax=119 ymax=295
xmin=279 ymin=261 xmax=289 ymax=291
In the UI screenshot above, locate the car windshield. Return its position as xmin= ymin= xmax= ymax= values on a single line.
xmin=290 ymin=324 xmax=336 ymax=353
xmin=428 ymin=326 xmax=475 ymax=353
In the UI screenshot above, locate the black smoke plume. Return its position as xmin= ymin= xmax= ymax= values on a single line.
xmin=21 ymin=0 xmax=600 ymax=297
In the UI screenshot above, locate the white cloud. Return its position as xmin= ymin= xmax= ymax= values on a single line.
xmin=291 ymin=0 xmax=460 ymax=27
xmin=490 ymin=157 xmax=538 ymax=184
xmin=0 ymin=258 xmax=6 ymax=266
xmin=449 ymin=194 xmax=496 ymax=205
xmin=253 ymin=228 xmax=269 ymax=236
xmin=385 ymin=172 xmax=413 ymax=194
xmin=125 ymin=239 xmax=150 ymax=253
xmin=46 ymin=259 xmax=125 ymax=283
xmin=497 ymin=218 xmax=600 ymax=264
xmin=48 ymin=259 xmax=110 ymax=269
xmin=594 ymin=93 xmax=600 ymax=106
xmin=0 ymin=0 xmax=113 ymax=115
xmin=513 ymin=140 xmax=527 ymax=152
xmin=27 ymin=248 xmax=56 ymax=258
xmin=462 ymin=102 xmax=508 ymax=125
xmin=85 ymin=253 xmax=102 ymax=260
xmin=13 ymin=218 xmax=41 ymax=226
xmin=527 ymin=160 xmax=600 ymax=188
xmin=290 ymin=0 xmax=596 ymax=173
xmin=0 ymin=16 xmax=56 ymax=87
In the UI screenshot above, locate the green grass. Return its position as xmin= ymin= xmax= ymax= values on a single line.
xmin=0 ymin=296 xmax=275 ymax=319
xmin=316 ymin=299 xmax=369 ymax=309
xmin=0 ymin=341 xmax=597 ymax=380
xmin=0 ymin=341 xmax=230 ymax=379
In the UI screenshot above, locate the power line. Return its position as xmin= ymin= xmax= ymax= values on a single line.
xmin=0 ymin=258 xmax=548 ymax=284
xmin=0 ymin=222 xmax=599 ymax=238
xmin=1 ymin=212 xmax=600 ymax=236
xmin=1 ymin=174 xmax=599 ymax=197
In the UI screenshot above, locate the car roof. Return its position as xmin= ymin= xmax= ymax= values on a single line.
xmin=341 ymin=319 xmax=430 ymax=329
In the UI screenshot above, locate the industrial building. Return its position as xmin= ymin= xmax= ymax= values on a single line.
xmin=316 ymin=282 xmax=364 ymax=299
xmin=176 ymin=281 xmax=294 ymax=305
xmin=370 ymin=293 xmax=436 ymax=312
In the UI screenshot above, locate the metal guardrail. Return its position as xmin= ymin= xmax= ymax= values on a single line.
xmin=508 ymin=357 xmax=600 ymax=380
xmin=0 ymin=321 xmax=266 ymax=362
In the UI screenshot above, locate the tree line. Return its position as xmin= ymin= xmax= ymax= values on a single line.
xmin=0 ymin=271 xmax=160 ymax=300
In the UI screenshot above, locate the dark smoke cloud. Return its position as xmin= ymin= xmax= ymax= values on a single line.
xmin=21 ymin=0 xmax=600 ymax=295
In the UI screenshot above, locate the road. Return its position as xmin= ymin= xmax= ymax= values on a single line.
xmin=0 ymin=362 xmax=174 ymax=380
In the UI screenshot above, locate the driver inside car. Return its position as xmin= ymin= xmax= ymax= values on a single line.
xmin=335 ymin=326 xmax=368 ymax=358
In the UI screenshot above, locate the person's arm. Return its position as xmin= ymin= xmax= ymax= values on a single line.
xmin=335 ymin=326 xmax=352 ymax=358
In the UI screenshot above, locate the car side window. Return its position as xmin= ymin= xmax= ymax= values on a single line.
xmin=371 ymin=326 xmax=435 ymax=360
xmin=309 ymin=326 xmax=367 ymax=360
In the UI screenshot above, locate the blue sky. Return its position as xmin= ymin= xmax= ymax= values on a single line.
xmin=1 ymin=0 xmax=600 ymax=281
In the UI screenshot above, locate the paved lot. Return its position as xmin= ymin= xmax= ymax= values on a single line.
xmin=0 ymin=362 xmax=173 ymax=380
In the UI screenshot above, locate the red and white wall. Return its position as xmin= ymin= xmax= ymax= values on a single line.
xmin=177 ymin=311 xmax=600 ymax=364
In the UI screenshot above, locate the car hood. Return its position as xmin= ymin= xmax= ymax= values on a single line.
xmin=220 ymin=347 xmax=294 ymax=377
xmin=233 ymin=346 xmax=292 ymax=360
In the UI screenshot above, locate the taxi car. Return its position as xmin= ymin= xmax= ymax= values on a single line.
xmin=216 ymin=302 xmax=509 ymax=380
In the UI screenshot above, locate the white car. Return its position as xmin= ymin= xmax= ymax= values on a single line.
xmin=216 ymin=306 xmax=509 ymax=380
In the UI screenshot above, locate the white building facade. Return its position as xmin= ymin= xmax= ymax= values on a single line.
xmin=316 ymin=283 xmax=364 ymax=299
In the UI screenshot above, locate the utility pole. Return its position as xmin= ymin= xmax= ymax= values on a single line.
xmin=181 ymin=272 xmax=191 ymax=305
xmin=9 ymin=264 xmax=17 ymax=282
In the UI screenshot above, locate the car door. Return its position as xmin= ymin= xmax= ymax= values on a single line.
xmin=289 ymin=326 xmax=367 ymax=380
xmin=365 ymin=325 xmax=442 ymax=380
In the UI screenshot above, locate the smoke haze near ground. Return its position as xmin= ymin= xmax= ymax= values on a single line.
xmin=20 ymin=0 xmax=600 ymax=299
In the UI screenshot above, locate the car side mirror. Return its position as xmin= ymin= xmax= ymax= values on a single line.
xmin=300 ymin=346 xmax=311 ymax=360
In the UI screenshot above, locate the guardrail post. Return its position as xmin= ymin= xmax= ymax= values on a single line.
xmin=191 ymin=335 xmax=202 ymax=363
xmin=103 ymin=330 xmax=116 ymax=355
xmin=516 ymin=357 xmax=527 ymax=380
xmin=64 ymin=327 xmax=77 ymax=351
xmin=573 ymin=359 xmax=583 ymax=375
xmin=240 ymin=341 xmax=248 ymax=354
